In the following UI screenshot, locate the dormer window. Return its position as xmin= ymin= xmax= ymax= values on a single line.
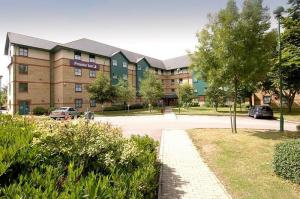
xmin=89 ymin=54 xmax=95 ymax=63
xmin=74 ymin=51 xmax=81 ymax=60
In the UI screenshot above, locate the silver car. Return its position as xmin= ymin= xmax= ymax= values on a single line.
xmin=50 ymin=107 xmax=78 ymax=120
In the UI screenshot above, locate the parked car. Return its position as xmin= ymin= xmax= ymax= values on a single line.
xmin=49 ymin=107 xmax=78 ymax=120
xmin=248 ymin=105 xmax=273 ymax=119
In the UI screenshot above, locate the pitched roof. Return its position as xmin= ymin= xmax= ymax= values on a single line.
xmin=4 ymin=32 xmax=190 ymax=70
xmin=163 ymin=55 xmax=191 ymax=70
xmin=4 ymin=32 xmax=59 ymax=55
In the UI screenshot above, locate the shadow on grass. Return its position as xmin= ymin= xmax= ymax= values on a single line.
xmin=249 ymin=130 xmax=300 ymax=140
xmin=159 ymin=163 xmax=188 ymax=198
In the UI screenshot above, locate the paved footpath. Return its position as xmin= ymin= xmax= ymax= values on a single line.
xmin=159 ymin=129 xmax=232 ymax=199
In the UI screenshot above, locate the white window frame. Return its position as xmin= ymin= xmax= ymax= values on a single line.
xmin=137 ymin=65 xmax=142 ymax=70
xmin=112 ymin=60 xmax=117 ymax=66
xmin=75 ymin=99 xmax=83 ymax=108
xmin=89 ymin=70 xmax=96 ymax=78
xmin=74 ymin=68 xmax=82 ymax=76
xmin=123 ymin=62 xmax=127 ymax=68
xmin=123 ymin=74 xmax=128 ymax=80
xmin=75 ymin=84 xmax=82 ymax=92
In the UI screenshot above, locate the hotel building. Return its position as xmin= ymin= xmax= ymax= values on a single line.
xmin=4 ymin=32 xmax=207 ymax=114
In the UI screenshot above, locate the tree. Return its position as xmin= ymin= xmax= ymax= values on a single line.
xmin=0 ymin=86 xmax=7 ymax=108
xmin=190 ymin=0 xmax=276 ymax=133
xmin=86 ymin=72 xmax=117 ymax=112
xmin=115 ymin=79 xmax=135 ymax=111
xmin=177 ymin=83 xmax=194 ymax=109
xmin=205 ymin=83 xmax=227 ymax=111
xmin=140 ymin=71 xmax=163 ymax=112
xmin=261 ymin=0 xmax=300 ymax=112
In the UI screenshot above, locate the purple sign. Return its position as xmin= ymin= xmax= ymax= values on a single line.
xmin=70 ymin=60 xmax=100 ymax=70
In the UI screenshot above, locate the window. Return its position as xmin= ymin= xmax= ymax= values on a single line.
xmin=75 ymin=84 xmax=82 ymax=92
xmin=123 ymin=74 xmax=128 ymax=80
xmin=112 ymin=60 xmax=117 ymax=66
xmin=89 ymin=54 xmax=95 ymax=63
xmin=171 ymin=89 xmax=175 ymax=92
xmin=75 ymin=99 xmax=83 ymax=108
xmin=19 ymin=47 xmax=28 ymax=57
xmin=263 ymin=96 xmax=271 ymax=104
xmin=171 ymin=70 xmax=174 ymax=75
xmin=19 ymin=64 xmax=28 ymax=74
xmin=123 ymin=62 xmax=127 ymax=68
xmin=74 ymin=51 xmax=81 ymax=60
xmin=155 ymin=68 xmax=158 ymax=74
xmin=74 ymin=68 xmax=82 ymax=76
xmin=161 ymin=70 xmax=164 ymax=75
xmin=90 ymin=99 xmax=96 ymax=107
xmin=19 ymin=83 xmax=28 ymax=92
xmin=89 ymin=70 xmax=96 ymax=78
xmin=171 ymin=79 xmax=175 ymax=84
xmin=179 ymin=78 xmax=183 ymax=84
xmin=112 ymin=73 xmax=118 ymax=79
xmin=137 ymin=65 xmax=142 ymax=70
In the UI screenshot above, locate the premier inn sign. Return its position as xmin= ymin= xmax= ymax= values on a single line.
xmin=70 ymin=60 xmax=100 ymax=70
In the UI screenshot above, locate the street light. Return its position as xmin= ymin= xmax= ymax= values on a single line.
xmin=273 ymin=6 xmax=285 ymax=132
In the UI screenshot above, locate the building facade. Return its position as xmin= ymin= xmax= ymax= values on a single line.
xmin=4 ymin=32 xmax=207 ymax=114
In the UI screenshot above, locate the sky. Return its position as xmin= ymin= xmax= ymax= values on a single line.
xmin=0 ymin=0 xmax=288 ymax=85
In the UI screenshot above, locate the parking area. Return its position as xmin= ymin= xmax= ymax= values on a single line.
xmin=94 ymin=115 xmax=299 ymax=141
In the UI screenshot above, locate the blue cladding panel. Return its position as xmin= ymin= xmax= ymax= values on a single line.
xmin=136 ymin=59 xmax=149 ymax=94
xmin=110 ymin=52 xmax=128 ymax=85
xmin=192 ymin=74 xmax=207 ymax=96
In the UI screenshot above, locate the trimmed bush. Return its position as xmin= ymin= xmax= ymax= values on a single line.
xmin=0 ymin=117 xmax=159 ymax=198
xmin=104 ymin=104 xmax=145 ymax=111
xmin=32 ymin=106 xmax=48 ymax=115
xmin=273 ymin=139 xmax=300 ymax=184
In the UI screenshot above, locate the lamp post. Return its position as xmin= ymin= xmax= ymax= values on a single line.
xmin=274 ymin=6 xmax=285 ymax=132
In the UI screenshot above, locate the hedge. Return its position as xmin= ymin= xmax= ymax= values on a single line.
xmin=273 ymin=139 xmax=300 ymax=184
xmin=0 ymin=116 xmax=159 ymax=198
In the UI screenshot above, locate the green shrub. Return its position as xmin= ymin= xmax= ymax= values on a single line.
xmin=104 ymin=104 xmax=145 ymax=111
xmin=0 ymin=115 xmax=33 ymax=176
xmin=0 ymin=118 xmax=159 ymax=198
xmin=32 ymin=106 xmax=48 ymax=115
xmin=273 ymin=139 xmax=300 ymax=184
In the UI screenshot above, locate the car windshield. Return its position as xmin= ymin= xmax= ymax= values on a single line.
xmin=259 ymin=106 xmax=272 ymax=111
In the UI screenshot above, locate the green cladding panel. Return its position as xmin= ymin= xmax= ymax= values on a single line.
xmin=136 ymin=59 xmax=149 ymax=95
xmin=110 ymin=52 xmax=128 ymax=85
xmin=192 ymin=74 xmax=207 ymax=96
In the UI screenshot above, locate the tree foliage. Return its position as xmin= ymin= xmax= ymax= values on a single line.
xmin=0 ymin=86 xmax=7 ymax=108
xmin=86 ymin=72 xmax=117 ymax=108
xmin=115 ymin=79 xmax=135 ymax=105
xmin=140 ymin=71 xmax=163 ymax=111
xmin=190 ymin=0 xmax=276 ymax=133
xmin=205 ymin=83 xmax=227 ymax=111
xmin=177 ymin=83 xmax=194 ymax=108
xmin=262 ymin=0 xmax=300 ymax=112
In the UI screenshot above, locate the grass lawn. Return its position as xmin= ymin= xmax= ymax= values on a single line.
xmin=172 ymin=106 xmax=248 ymax=116
xmin=273 ymin=108 xmax=300 ymax=123
xmin=95 ymin=108 xmax=162 ymax=116
xmin=188 ymin=129 xmax=300 ymax=199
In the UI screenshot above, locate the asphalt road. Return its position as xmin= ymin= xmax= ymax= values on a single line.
xmin=94 ymin=114 xmax=299 ymax=141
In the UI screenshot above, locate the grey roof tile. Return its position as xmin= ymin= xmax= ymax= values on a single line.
xmin=4 ymin=32 xmax=190 ymax=70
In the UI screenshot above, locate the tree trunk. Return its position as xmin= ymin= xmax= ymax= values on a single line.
xmin=249 ymin=93 xmax=253 ymax=107
xmin=233 ymin=80 xmax=238 ymax=133
xmin=287 ymin=92 xmax=296 ymax=113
